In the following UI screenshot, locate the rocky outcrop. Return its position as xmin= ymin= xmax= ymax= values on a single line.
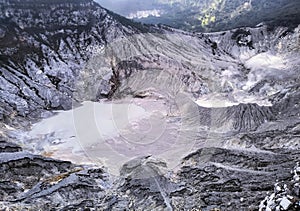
xmin=172 ymin=148 xmax=300 ymax=211
xmin=259 ymin=163 xmax=300 ymax=211
xmin=1 ymin=137 xmax=299 ymax=210
xmin=200 ymin=103 xmax=275 ymax=132
xmin=0 ymin=0 xmax=148 ymax=122
xmin=0 ymin=0 xmax=300 ymax=210
xmin=2 ymin=0 xmax=300 ymax=124
xmin=0 ymin=136 xmax=112 ymax=210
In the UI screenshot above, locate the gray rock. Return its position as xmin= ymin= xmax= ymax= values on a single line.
xmin=0 ymin=0 xmax=300 ymax=210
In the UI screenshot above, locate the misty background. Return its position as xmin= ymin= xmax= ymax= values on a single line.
xmin=95 ymin=0 xmax=300 ymax=32
xmin=95 ymin=0 xmax=160 ymax=17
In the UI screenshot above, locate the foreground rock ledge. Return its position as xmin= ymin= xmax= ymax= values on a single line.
xmin=0 ymin=137 xmax=299 ymax=210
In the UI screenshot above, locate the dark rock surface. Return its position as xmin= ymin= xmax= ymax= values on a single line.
xmin=0 ymin=139 xmax=299 ymax=210
xmin=174 ymin=148 xmax=299 ymax=210
xmin=0 ymin=137 xmax=111 ymax=210
xmin=0 ymin=0 xmax=300 ymax=210
xmin=259 ymin=163 xmax=300 ymax=210
xmin=0 ymin=0 xmax=149 ymax=122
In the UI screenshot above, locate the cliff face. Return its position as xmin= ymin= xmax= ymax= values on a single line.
xmin=0 ymin=0 xmax=300 ymax=210
xmin=0 ymin=0 xmax=146 ymax=121
xmin=1 ymin=0 xmax=300 ymax=127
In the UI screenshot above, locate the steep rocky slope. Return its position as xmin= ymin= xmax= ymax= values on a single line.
xmin=0 ymin=0 xmax=148 ymax=122
xmin=0 ymin=0 xmax=300 ymax=210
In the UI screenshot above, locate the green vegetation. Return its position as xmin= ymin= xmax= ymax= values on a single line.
xmin=121 ymin=0 xmax=300 ymax=32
